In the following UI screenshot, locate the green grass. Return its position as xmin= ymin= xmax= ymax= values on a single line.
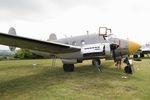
xmin=0 ymin=58 xmax=150 ymax=100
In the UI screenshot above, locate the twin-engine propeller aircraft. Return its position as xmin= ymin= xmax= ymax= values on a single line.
xmin=134 ymin=42 xmax=150 ymax=58
xmin=0 ymin=27 xmax=141 ymax=74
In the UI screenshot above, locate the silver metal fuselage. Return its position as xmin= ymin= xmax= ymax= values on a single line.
xmin=53 ymin=34 xmax=128 ymax=60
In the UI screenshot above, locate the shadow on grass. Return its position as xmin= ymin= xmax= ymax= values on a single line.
xmin=73 ymin=61 xmax=124 ymax=80
xmin=141 ymin=57 xmax=150 ymax=60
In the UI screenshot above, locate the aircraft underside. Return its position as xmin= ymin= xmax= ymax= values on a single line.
xmin=61 ymin=58 xmax=133 ymax=74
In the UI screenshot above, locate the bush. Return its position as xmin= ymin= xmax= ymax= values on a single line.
xmin=14 ymin=49 xmax=44 ymax=59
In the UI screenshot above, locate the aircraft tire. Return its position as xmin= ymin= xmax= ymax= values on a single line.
xmin=124 ymin=66 xmax=132 ymax=74
xmin=63 ymin=64 xmax=74 ymax=72
xmin=133 ymin=54 xmax=138 ymax=58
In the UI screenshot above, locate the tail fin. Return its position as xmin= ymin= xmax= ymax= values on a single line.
xmin=47 ymin=33 xmax=57 ymax=41
xmin=8 ymin=27 xmax=16 ymax=51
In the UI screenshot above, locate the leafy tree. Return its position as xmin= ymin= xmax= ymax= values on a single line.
xmin=14 ymin=49 xmax=44 ymax=59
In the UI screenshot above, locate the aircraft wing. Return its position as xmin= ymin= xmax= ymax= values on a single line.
xmin=0 ymin=32 xmax=80 ymax=54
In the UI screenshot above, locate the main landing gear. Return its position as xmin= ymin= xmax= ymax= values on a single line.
xmin=123 ymin=57 xmax=134 ymax=74
xmin=92 ymin=59 xmax=102 ymax=72
xmin=63 ymin=64 xmax=74 ymax=72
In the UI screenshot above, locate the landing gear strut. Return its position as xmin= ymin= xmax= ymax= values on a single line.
xmin=140 ymin=53 xmax=144 ymax=58
xmin=92 ymin=59 xmax=102 ymax=72
xmin=123 ymin=57 xmax=134 ymax=74
xmin=63 ymin=64 xmax=74 ymax=72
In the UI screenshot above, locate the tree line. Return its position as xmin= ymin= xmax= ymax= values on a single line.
xmin=0 ymin=49 xmax=45 ymax=60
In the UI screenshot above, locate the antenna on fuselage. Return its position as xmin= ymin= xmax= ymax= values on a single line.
xmin=86 ymin=31 xmax=89 ymax=35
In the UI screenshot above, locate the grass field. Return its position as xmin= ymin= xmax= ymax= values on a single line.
xmin=0 ymin=58 xmax=150 ymax=100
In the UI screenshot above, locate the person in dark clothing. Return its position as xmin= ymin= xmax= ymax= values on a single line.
xmin=115 ymin=57 xmax=122 ymax=69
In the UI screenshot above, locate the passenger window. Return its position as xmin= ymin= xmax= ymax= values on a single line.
xmin=72 ymin=41 xmax=77 ymax=45
xmin=65 ymin=42 xmax=69 ymax=45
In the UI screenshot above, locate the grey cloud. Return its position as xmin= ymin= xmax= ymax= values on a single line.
xmin=0 ymin=0 xmax=106 ymax=13
xmin=49 ymin=0 xmax=107 ymax=9
xmin=0 ymin=0 xmax=40 ymax=13
xmin=0 ymin=0 xmax=45 ymax=21
xmin=0 ymin=0 xmax=107 ymax=21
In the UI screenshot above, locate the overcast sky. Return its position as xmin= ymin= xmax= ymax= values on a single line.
xmin=0 ymin=0 xmax=150 ymax=50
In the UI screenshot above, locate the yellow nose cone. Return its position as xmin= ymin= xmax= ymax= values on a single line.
xmin=128 ymin=41 xmax=141 ymax=55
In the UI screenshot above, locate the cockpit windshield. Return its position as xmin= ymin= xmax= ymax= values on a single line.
xmin=107 ymin=34 xmax=117 ymax=40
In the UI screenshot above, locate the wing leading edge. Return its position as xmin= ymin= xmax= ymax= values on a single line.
xmin=0 ymin=32 xmax=80 ymax=54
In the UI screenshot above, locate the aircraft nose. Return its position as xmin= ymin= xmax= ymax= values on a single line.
xmin=128 ymin=41 xmax=141 ymax=55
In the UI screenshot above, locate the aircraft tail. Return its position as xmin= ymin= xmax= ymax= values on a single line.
xmin=47 ymin=33 xmax=57 ymax=41
xmin=8 ymin=27 xmax=16 ymax=51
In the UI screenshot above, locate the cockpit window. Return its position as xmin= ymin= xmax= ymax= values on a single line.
xmin=106 ymin=34 xmax=117 ymax=43
xmin=107 ymin=34 xmax=116 ymax=39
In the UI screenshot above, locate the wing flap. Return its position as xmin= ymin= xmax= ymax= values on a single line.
xmin=0 ymin=32 xmax=80 ymax=54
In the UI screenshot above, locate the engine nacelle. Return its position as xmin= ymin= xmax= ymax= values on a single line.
xmin=62 ymin=59 xmax=78 ymax=64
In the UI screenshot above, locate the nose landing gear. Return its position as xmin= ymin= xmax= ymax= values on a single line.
xmin=123 ymin=57 xmax=134 ymax=74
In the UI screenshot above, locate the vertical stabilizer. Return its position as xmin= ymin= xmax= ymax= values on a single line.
xmin=8 ymin=27 xmax=16 ymax=51
xmin=47 ymin=33 xmax=57 ymax=41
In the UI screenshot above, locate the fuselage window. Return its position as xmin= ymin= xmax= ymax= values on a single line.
xmin=72 ymin=41 xmax=77 ymax=45
xmin=65 ymin=42 xmax=69 ymax=45
xmin=81 ymin=40 xmax=85 ymax=45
